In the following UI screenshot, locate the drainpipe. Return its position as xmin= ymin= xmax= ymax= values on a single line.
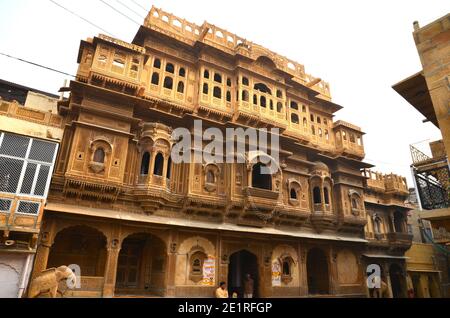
xmin=17 ymin=254 xmax=33 ymax=298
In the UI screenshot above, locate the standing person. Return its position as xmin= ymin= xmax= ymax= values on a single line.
xmin=215 ymin=281 xmax=229 ymax=298
xmin=243 ymin=274 xmax=254 ymax=298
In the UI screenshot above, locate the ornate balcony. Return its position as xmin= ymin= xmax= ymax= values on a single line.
xmin=386 ymin=232 xmax=413 ymax=250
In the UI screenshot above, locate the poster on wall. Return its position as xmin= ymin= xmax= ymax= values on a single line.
xmin=202 ymin=256 xmax=215 ymax=286
xmin=271 ymin=260 xmax=281 ymax=287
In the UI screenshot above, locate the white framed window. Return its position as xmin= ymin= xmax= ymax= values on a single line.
xmin=15 ymin=200 xmax=40 ymax=215
xmin=0 ymin=198 xmax=12 ymax=213
xmin=0 ymin=132 xmax=58 ymax=199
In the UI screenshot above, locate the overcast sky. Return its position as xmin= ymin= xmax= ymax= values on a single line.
xmin=0 ymin=0 xmax=447 ymax=185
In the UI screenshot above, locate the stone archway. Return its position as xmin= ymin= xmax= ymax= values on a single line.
xmin=307 ymin=248 xmax=329 ymax=295
xmin=47 ymin=225 xmax=107 ymax=277
xmin=228 ymin=250 xmax=259 ymax=298
xmin=115 ymin=233 xmax=166 ymax=296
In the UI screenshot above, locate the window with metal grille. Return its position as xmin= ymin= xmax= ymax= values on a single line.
xmin=0 ymin=199 xmax=12 ymax=212
xmin=34 ymin=165 xmax=51 ymax=196
xmin=29 ymin=139 xmax=57 ymax=163
xmin=0 ymin=134 xmax=30 ymax=158
xmin=0 ymin=157 xmax=24 ymax=193
xmin=16 ymin=201 xmax=40 ymax=215
xmin=20 ymin=163 xmax=37 ymax=194
xmin=0 ymin=132 xmax=58 ymax=199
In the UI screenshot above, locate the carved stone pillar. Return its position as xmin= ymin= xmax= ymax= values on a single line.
xmin=165 ymin=230 xmax=178 ymax=297
xmin=329 ymin=249 xmax=339 ymax=295
xmin=298 ymin=245 xmax=308 ymax=296
xmin=32 ymin=241 xmax=52 ymax=279
xmin=102 ymin=240 xmax=120 ymax=298
xmin=31 ymin=219 xmax=56 ymax=280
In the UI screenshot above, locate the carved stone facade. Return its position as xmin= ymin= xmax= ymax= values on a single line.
xmin=29 ymin=6 xmax=412 ymax=297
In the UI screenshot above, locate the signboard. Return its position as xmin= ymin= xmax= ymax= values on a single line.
xmin=201 ymin=256 xmax=215 ymax=286
xmin=271 ymin=260 xmax=281 ymax=287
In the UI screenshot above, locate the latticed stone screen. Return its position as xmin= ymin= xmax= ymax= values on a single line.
xmin=0 ymin=132 xmax=58 ymax=199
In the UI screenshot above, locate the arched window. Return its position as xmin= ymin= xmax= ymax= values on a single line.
xmin=313 ymin=187 xmax=321 ymax=204
xmin=242 ymin=77 xmax=249 ymax=86
xmin=291 ymin=113 xmax=299 ymax=124
xmin=163 ymin=76 xmax=173 ymax=89
xmin=342 ymin=131 xmax=347 ymax=141
xmin=277 ymin=102 xmax=283 ymax=112
xmin=252 ymin=163 xmax=272 ymax=190
xmin=311 ymin=126 xmax=316 ymax=135
xmin=192 ymin=258 xmax=202 ymax=274
xmin=310 ymin=114 xmax=314 ymax=122
xmin=166 ymin=157 xmax=172 ymax=179
xmin=213 ymin=86 xmax=221 ymax=98
xmin=290 ymin=188 xmax=297 ymax=199
xmin=282 ymin=260 xmax=291 ymax=276
xmin=204 ymin=69 xmax=210 ymax=79
xmin=93 ymin=148 xmax=105 ymax=163
xmin=226 ymin=91 xmax=231 ymax=102
xmin=177 ymin=81 xmax=184 ymax=93
xmin=325 ymin=130 xmax=329 ymax=140
xmin=351 ymin=197 xmax=359 ymax=209
xmin=357 ymin=136 xmax=362 ymax=146
xmin=242 ymin=90 xmax=249 ymax=101
xmin=290 ymin=101 xmax=298 ymax=110
xmin=226 ymin=78 xmax=231 ymax=87
xmin=179 ymin=67 xmax=186 ymax=77
xmin=253 ymin=94 xmax=257 ymax=105
xmin=203 ymin=83 xmax=208 ymax=94
xmin=153 ymin=153 xmax=164 ymax=176
xmin=269 ymin=100 xmax=273 ymax=110
xmin=153 ymin=58 xmax=161 ymax=68
xmin=165 ymin=63 xmax=174 ymax=73
xmin=140 ymin=152 xmax=150 ymax=175
xmin=151 ymin=72 xmax=159 ymax=85
xmin=276 ymin=89 xmax=283 ymax=98
xmin=189 ymin=251 xmax=207 ymax=281
xmin=324 ymin=187 xmax=330 ymax=204
xmin=214 ymin=73 xmax=222 ymax=83
xmin=394 ymin=211 xmax=405 ymax=233
xmin=254 ymin=83 xmax=272 ymax=94
xmin=206 ymin=170 xmax=215 ymax=184
xmin=318 ymin=128 xmax=323 ymax=137
xmin=317 ymin=117 xmax=321 ymax=124
xmin=302 ymin=105 xmax=306 ymax=112
xmin=350 ymin=133 xmax=356 ymax=143
xmin=260 ymin=96 xmax=266 ymax=108
xmin=303 ymin=118 xmax=308 ymax=129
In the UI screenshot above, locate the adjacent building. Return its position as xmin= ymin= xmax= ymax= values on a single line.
xmin=0 ymin=79 xmax=63 ymax=297
xmin=26 ymin=7 xmax=413 ymax=297
xmin=392 ymin=13 xmax=450 ymax=297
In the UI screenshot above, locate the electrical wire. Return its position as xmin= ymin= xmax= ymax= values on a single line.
xmin=0 ymin=52 xmax=76 ymax=78
xmin=130 ymin=0 xmax=148 ymax=13
xmin=48 ymin=0 xmax=116 ymax=37
xmin=98 ymin=0 xmax=141 ymax=26
xmin=115 ymin=0 xmax=145 ymax=19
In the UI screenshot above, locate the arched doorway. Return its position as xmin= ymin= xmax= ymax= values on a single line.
xmin=393 ymin=211 xmax=405 ymax=233
xmin=390 ymin=263 xmax=405 ymax=298
xmin=47 ymin=225 xmax=107 ymax=276
xmin=115 ymin=233 xmax=166 ymax=296
xmin=228 ymin=250 xmax=259 ymax=297
xmin=307 ymin=248 xmax=329 ymax=295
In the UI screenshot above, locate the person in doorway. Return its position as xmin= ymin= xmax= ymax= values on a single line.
xmin=243 ymin=274 xmax=254 ymax=298
xmin=215 ymin=281 xmax=229 ymax=298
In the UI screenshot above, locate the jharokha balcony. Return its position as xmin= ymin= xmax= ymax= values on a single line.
xmin=362 ymin=170 xmax=409 ymax=197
